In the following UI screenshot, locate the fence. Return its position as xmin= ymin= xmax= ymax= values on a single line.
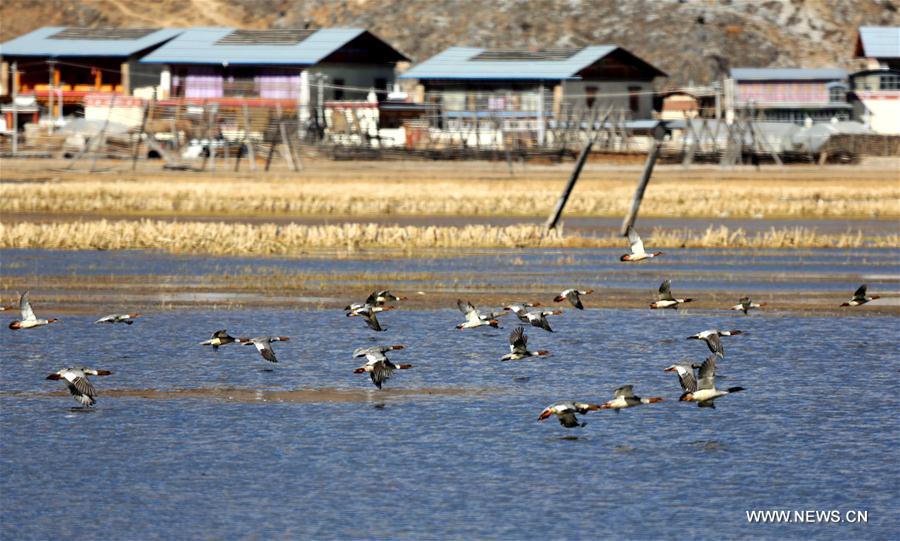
xmin=1 ymin=93 xmax=894 ymax=170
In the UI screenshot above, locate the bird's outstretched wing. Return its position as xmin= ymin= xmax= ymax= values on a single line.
xmin=557 ymin=411 xmax=581 ymax=428
xmin=363 ymin=310 xmax=384 ymax=331
xmin=627 ymin=226 xmax=645 ymax=255
xmin=672 ymin=364 xmax=698 ymax=393
xmin=365 ymin=291 xmax=380 ymax=306
xmin=706 ymin=334 xmax=724 ymax=358
xmin=509 ymin=326 xmax=528 ymax=354
xmin=566 ymin=290 xmax=584 ymax=310
xmin=256 ymin=341 xmax=278 ymax=363
xmin=19 ymin=291 xmax=36 ymax=322
xmin=658 ymin=280 xmax=675 ymax=301
xmin=697 ymin=356 xmax=717 ymax=390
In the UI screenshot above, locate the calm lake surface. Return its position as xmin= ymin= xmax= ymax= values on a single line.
xmin=1 ymin=247 xmax=898 ymax=539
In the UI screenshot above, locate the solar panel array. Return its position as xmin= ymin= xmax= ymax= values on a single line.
xmin=49 ymin=28 xmax=157 ymax=40
xmin=215 ymin=29 xmax=317 ymax=46
xmin=471 ymin=48 xmax=581 ymax=62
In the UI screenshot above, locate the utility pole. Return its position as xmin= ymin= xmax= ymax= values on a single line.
xmin=47 ymin=60 xmax=57 ymax=134
xmin=315 ymin=73 xmax=328 ymax=127
xmin=11 ymin=61 xmax=18 ymax=155
xmin=713 ymin=80 xmax=721 ymax=121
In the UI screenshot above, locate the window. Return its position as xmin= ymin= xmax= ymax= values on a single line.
xmin=828 ymin=86 xmax=846 ymax=103
xmin=374 ymin=77 xmax=388 ymax=101
xmin=585 ymin=85 xmax=597 ymax=108
xmin=333 ymin=78 xmax=345 ymax=100
xmin=880 ymin=74 xmax=900 ymax=90
xmin=628 ymin=86 xmax=642 ymax=113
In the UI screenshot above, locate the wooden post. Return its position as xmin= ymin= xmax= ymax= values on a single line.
xmin=132 ymin=99 xmax=150 ymax=170
xmin=199 ymin=102 xmax=210 ymax=171
xmin=275 ymin=104 xmax=298 ymax=172
xmin=279 ymin=121 xmax=298 ymax=171
xmin=620 ymin=127 xmax=665 ymax=236
xmin=243 ymin=103 xmax=256 ymax=171
xmin=545 ymin=139 xmax=593 ymax=232
xmin=208 ymin=106 xmax=217 ymax=171
xmin=264 ymin=108 xmax=279 ymax=172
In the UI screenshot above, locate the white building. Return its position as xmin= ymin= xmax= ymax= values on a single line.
xmin=851 ymin=26 xmax=900 ymax=135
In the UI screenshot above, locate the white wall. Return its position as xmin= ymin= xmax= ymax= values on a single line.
xmin=858 ymin=96 xmax=900 ymax=134
xmin=305 ymin=63 xmax=396 ymax=103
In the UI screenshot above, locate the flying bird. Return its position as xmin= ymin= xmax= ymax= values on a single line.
xmin=506 ymin=306 xmax=560 ymax=332
xmin=94 ymin=313 xmax=141 ymax=325
xmin=503 ymin=302 xmax=542 ymax=321
xmin=352 ymin=345 xmax=413 ymax=389
xmin=46 ymin=367 xmax=112 ymax=407
xmin=554 ymin=289 xmax=593 ymax=310
xmin=347 ymin=305 xmax=395 ymax=318
xmin=199 ymin=329 xmax=240 ymax=350
xmin=456 ymin=300 xmax=500 ymax=329
xmin=620 ymin=226 xmax=662 ymax=262
xmin=500 ymin=326 xmax=549 ymax=361
xmin=665 ymin=356 xmax=744 ymax=408
xmin=841 ymin=284 xmax=880 ymax=307
xmin=663 ymin=362 xmax=700 ymax=395
xmin=730 ymin=296 xmax=765 ymax=314
xmin=687 ymin=329 xmax=743 ymax=358
xmin=538 ymin=402 xmax=602 ymax=428
xmin=599 ymin=385 xmax=663 ymax=411
xmin=239 ymin=336 xmax=290 ymax=363
xmin=649 ymin=280 xmax=693 ymax=309
xmin=354 ymin=306 xmax=387 ymax=332
xmin=344 ymin=290 xmax=406 ymax=315
xmin=8 ymin=291 xmax=58 ymax=330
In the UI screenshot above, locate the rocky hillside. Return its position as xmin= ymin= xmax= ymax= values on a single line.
xmin=2 ymin=0 xmax=898 ymax=86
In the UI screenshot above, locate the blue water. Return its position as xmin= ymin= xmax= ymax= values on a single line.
xmin=1 ymin=306 xmax=898 ymax=539
xmin=2 ymin=247 xmax=899 ymax=294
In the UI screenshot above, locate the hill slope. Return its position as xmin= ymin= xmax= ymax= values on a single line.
xmin=1 ymin=0 xmax=897 ymax=85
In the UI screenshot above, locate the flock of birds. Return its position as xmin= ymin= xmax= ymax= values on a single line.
xmin=4 ymin=226 xmax=884 ymax=426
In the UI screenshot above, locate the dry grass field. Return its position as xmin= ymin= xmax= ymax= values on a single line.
xmin=1 ymin=220 xmax=895 ymax=255
xmin=1 ymin=158 xmax=897 ymax=252
xmin=2 ymin=158 xmax=898 ymax=220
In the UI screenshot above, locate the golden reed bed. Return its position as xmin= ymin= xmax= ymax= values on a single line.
xmin=2 ymin=160 xmax=897 ymax=220
xmin=1 ymin=220 xmax=894 ymax=254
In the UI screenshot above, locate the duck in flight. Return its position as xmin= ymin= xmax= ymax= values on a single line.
xmin=665 ymin=356 xmax=744 ymax=408
xmin=687 ymin=329 xmax=743 ymax=358
xmin=730 ymin=296 xmax=765 ymax=314
xmin=649 ymin=280 xmax=693 ymax=309
xmin=620 ymin=226 xmax=662 ymax=262
xmin=239 ymin=336 xmax=290 ymax=363
xmin=352 ymin=305 xmax=388 ymax=332
xmin=46 ymin=367 xmax=112 ymax=407
xmin=599 ymin=385 xmax=663 ymax=411
xmin=457 ymin=300 xmax=500 ymax=329
xmin=503 ymin=302 xmax=541 ymax=323
xmin=538 ymin=402 xmax=602 ymax=428
xmin=352 ymin=345 xmax=413 ymax=389
xmin=554 ymin=289 xmax=593 ymax=310
xmin=506 ymin=305 xmax=560 ymax=332
xmin=841 ymin=284 xmax=880 ymax=307
xmin=345 ymin=290 xmax=405 ymax=316
xmin=95 ymin=313 xmax=141 ymax=325
xmin=200 ymin=330 xmax=241 ymax=350
xmin=500 ymin=326 xmax=549 ymax=361
xmin=8 ymin=291 xmax=58 ymax=330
